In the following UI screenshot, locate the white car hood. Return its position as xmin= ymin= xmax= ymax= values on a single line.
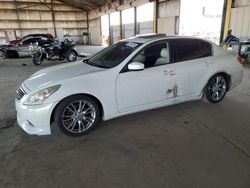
xmin=24 ymin=61 xmax=103 ymax=91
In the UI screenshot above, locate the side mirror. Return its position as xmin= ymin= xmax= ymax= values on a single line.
xmin=82 ymin=57 xmax=90 ymax=63
xmin=128 ymin=62 xmax=145 ymax=71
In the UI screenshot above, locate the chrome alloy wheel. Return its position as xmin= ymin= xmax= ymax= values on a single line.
xmin=207 ymin=75 xmax=227 ymax=102
xmin=62 ymin=100 xmax=96 ymax=133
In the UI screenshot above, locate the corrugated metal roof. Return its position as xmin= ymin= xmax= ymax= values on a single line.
xmin=57 ymin=0 xmax=108 ymax=11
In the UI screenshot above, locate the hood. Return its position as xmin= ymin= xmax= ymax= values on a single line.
xmin=8 ymin=39 xmax=21 ymax=45
xmin=24 ymin=61 xmax=103 ymax=91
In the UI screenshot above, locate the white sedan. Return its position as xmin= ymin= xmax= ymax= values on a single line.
xmin=15 ymin=34 xmax=243 ymax=136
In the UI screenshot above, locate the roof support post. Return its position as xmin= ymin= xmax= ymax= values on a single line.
xmin=86 ymin=11 xmax=90 ymax=44
xmin=51 ymin=0 xmax=57 ymax=38
xmin=220 ymin=0 xmax=232 ymax=43
xmin=13 ymin=0 xmax=21 ymax=38
xmin=108 ymin=14 xmax=111 ymax=45
xmin=154 ymin=0 xmax=159 ymax=33
xmin=119 ymin=0 xmax=123 ymax=40
xmin=134 ymin=6 xmax=137 ymax=35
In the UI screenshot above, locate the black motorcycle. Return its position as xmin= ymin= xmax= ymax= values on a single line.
xmin=30 ymin=38 xmax=78 ymax=65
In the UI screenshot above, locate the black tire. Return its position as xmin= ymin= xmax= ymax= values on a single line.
xmin=32 ymin=53 xmax=43 ymax=65
xmin=205 ymin=74 xmax=228 ymax=103
xmin=66 ymin=50 xmax=77 ymax=62
xmin=244 ymin=54 xmax=250 ymax=64
xmin=54 ymin=95 xmax=101 ymax=137
xmin=6 ymin=50 xmax=19 ymax=58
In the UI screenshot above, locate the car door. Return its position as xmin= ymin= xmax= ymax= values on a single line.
xmin=116 ymin=40 xmax=177 ymax=112
xmin=170 ymin=38 xmax=213 ymax=100
xmin=18 ymin=37 xmax=41 ymax=57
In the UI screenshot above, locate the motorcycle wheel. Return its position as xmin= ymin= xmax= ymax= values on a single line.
xmin=247 ymin=54 xmax=250 ymax=63
xmin=243 ymin=54 xmax=250 ymax=64
xmin=66 ymin=50 xmax=77 ymax=62
xmin=32 ymin=53 xmax=43 ymax=65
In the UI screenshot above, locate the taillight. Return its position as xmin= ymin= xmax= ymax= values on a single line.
xmin=237 ymin=55 xmax=243 ymax=64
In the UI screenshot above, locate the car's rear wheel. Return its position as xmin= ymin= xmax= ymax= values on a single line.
xmin=54 ymin=95 xmax=100 ymax=136
xmin=205 ymin=74 xmax=227 ymax=103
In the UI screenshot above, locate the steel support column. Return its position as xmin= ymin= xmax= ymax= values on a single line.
xmin=153 ymin=0 xmax=159 ymax=33
xmin=51 ymin=0 xmax=57 ymax=38
xmin=220 ymin=0 xmax=232 ymax=43
xmin=134 ymin=6 xmax=137 ymax=35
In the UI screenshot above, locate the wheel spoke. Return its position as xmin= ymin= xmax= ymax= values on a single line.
xmin=78 ymin=101 xmax=82 ymax=112
xmin=70 ymin=103 xmax=77 ymax=112
xmin=70 ymin=120 xmax=77 ymax=131
xmin=66 ymin=106 xmax=75 ymax=114
xmin=81 ymin=101 xmax=86 ymax=111
xmin=85 ymin=116 xmax=94 ymax=122
xmin=216 ymin=76 xmax=221 ymax=84
xmin=62 ymin=115 xmax=73 ymax=119
xmin=83 ymin=106 xmax=93 ymax=114
xmin=78 ymin=121 xmax=82 ymax=132
xmin=63 ymin=118 xmax=73 ymax=122
xmin=216 ymin=92 xmax=219 ymax=100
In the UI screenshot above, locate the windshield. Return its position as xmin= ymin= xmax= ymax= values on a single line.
xmin=86 ymin=42 xmax=142 ymax=68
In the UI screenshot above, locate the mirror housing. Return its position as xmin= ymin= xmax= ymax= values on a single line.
xmin=128 ymin=62 xmax=145 ymax=71
xmin=82 ymin=57 xmax=90 ymax=63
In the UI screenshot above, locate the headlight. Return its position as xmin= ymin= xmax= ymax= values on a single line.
xmin=24 ymin=85 xmax=61 ymax=105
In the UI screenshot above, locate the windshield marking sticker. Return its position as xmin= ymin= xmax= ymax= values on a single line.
xmin=126 ymin=42 xmax=138 ymax=48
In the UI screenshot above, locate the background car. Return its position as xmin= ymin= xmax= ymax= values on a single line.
xmin=2 ymin=36 xmax=54 ymax=58
xmin=8 ymin=34 xmax=53 ymax=45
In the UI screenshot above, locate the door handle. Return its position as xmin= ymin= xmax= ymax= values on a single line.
xmin=163 ymin=70 xmax=175 ymax=76
xmin=205 ymin=61 xmax=213 ymax=66
xmin=169 ymin=70 xmax=176 ymax=75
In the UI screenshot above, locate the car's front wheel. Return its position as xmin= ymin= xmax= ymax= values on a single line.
xmin=205 ymin=74 xmax=228 ymax=103
xmin=54 ymin=95 xmax=100 ymax=137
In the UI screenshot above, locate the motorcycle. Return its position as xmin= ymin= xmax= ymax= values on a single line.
xmin=222 ymin=30 xmax=250 ymax=63
xmin=30 ymin=38 xmax=78 ymax=65
xmin=239 ymin=41 xmax=250 ymax=64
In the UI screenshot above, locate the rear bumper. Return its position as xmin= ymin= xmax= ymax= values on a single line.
xmin=230 ymin=68 xmax=244 ymax=90
xmin=15 ymin=99 xmax=57 ymax=135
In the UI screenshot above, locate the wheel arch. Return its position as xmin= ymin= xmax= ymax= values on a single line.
xmin=50 ymin=93 xmax=104 ymax=124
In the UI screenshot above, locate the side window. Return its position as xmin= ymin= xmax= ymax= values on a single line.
xmin=199 ymin=40 xmax=213 ymax=57
xmin=131 ymin=42 xmax=169 ymax=69
xmin=22 ymin=38 xmax=40 ymax=45
xmin=173 ymin=39 xmax=213 ymax=63
xmin=173 ymin=39 xmax=199 ymax=62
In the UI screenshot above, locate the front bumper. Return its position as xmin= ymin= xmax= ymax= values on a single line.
xmin=15 ymin=99 xmax=57 ymax=135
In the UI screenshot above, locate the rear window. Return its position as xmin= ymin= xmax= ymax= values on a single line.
xmin=172 ymin=39 xmax=213 ymax=63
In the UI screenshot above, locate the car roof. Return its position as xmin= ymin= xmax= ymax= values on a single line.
xmin=123 ymin=34 xmax=212 ymax=44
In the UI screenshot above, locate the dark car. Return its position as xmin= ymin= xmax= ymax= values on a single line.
xmin=8 ymin=34 xmax=53 ymax=45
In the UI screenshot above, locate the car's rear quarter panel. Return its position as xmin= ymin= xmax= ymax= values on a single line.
xmin=212 ymin=46 xmax=243 ymax=90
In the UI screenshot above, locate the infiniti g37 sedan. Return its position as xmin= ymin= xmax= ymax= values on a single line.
xmin=15 ymin=34 xmax=243 ymax=136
